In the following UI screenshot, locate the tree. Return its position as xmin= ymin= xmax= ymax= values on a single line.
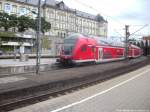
xmin=31 ymin=17 xmax=51 ymax=34
xmin=137 ymin=41 xmax=140 ymax=47
xmin=140 ymin=41 xmax=146 ymax=55
xmin=9 ymin=14 xmax=18 ymax=29
xmin=133 ymin=41 xmax=137 ymax=46
xmin=0 ymin=12 xmax=17 ymax=32
xmin=41 ymin=17 xmax=51 ymax=34
xmin=17 ymin=15 xmax=33 ymax=32
xmin=0 ymin=12 xmax=11 ymax=31
xmin=0 ymin=12 xmax=51 ymax=34
xmin=148 ymin=40 xmax=150 ymax=55
xmin=145 ymin=40 xmax=148 ymax=55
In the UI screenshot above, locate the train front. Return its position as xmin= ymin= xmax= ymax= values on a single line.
xmin=58 ymin=35 xmax=78 ymax=65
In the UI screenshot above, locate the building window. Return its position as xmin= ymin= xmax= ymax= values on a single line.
xmin=26 ymin=0 xmax=31 ymax=2
xmin=4 ymin=3 xmax=12 ymax=13
xmin=47 ymin=10 xmax=49 ymax=18
xmin=12 ymin=5 xmax=17 ymax=13
xmin=50 ymin=11 xmax=54 ymax=19
xmin=60 ymin=32 xmax=63 ymax=38
xmin=60 ymin=23 xmax=62 ymax=29
xmin=26 ymin=8 xmax=31 ymax=16
xmin=56 ymin=23 xmax=59 ymax=28
xmin=62 ymin=23 xmax=65 ymax=30
xmin=19 ymin=6 xmax=27 ymax=15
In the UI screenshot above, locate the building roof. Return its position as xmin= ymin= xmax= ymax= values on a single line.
xmin=76 ymin=10 xmax=95 ymax=20
xmin=143 ymin=36 xmax=150 ymax=40
xmin=15 ymin=0 xmax=106 ymax=22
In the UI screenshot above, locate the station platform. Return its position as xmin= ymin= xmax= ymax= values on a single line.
xmin=0 ymin=56 xmax=149 ymax=110
xmin=0 ymin=58 xmax=56 ymax=67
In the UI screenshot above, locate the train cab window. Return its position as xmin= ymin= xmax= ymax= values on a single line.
xmin=63 ymin=37 xmax=77 ymax=55
xmin=81 ymin=45 xmax=87 ymax=52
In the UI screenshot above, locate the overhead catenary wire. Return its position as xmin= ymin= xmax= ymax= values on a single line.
xmin=72 ymin=0 xmax=125 ymax=26
xmin=66 ymin=0 xmax=149 ymax=38
xmin=113 ymin=29 xmax=124 ymax=37
xmin=129 ymin=24 xmax=149 ymax=37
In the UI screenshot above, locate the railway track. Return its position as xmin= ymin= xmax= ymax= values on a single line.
xmin=0 ymin=57 xmax=149 ymax=112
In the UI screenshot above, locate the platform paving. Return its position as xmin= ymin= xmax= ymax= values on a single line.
xmin=11 ymin=64 xmax=150 ymax=112
xmin=0 ymin=56 xmax=149 ymax=111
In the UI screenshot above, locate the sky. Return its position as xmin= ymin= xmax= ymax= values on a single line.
xmin=59 ymin=0 xmax=150 ymax=40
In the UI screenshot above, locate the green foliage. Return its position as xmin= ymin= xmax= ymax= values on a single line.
xmin=9 ymin=14 xmax=18 ymax=28
xmin=132 ymin=41 xmax=137 ymax=46
xmin=41 ymin=17 xmax=51 ymax=34
xmin=17 ymin=15 xmax=33 ymax=32
xmin=31 ymin=17 xmax=51 ymax=34
xmin=0 ymin=31 xmax=16 ymax=37
xmin=0 ymin=12 xmax=10 ymax=31
xmin=0 ymin=12 xmax=51 ymax=33
xmin=0 ymin=12 xmax=18 ymax=31
xmin=140 ymin=41 xmax=144 ymax=48
xmin=137 ymin=42 xmax=140 ymax=47
xmin=1 ymin=46 xmax=13 ymax=52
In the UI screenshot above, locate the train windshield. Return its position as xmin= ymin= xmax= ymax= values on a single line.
xmin=63 ymin=38 xmax=77 ymax=55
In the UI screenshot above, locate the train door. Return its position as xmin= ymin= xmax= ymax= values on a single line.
xmin=92 ymin=46 xmax=96 ymax=61
xmin=132 ymin=49 xmax=134 ymax=57
xmin=98 ymin=48 xmax=103 ymax=61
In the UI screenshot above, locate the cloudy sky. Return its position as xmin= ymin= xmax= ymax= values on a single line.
xmin=59 ymin=0 xmax=150 ymax=39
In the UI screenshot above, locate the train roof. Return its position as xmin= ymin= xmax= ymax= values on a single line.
xmin=65 ymin=34 xmax=141 ymax=49
xmin=65 ymin=34 xmax=125 ymax=47
xmin=88 ymin=36 xmax=125 ymax=47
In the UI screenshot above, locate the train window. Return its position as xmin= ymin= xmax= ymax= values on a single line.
xmin=81 ymin=45 xmax=87 ymax=52
xmin=97 ymin=40 xmax=109 ymax=46
xmin=64 ymin=39 xmax=76 ymax=44
xmin=91 ymin=46 xmax=95 ymax=52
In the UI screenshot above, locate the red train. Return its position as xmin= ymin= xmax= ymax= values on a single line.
xmin=58 ymin=34 xmax=142 ymax=65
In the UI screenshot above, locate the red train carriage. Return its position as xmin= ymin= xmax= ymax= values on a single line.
xmin=128 ymin=44 xmax=143 ymax=58
xmin=58 ymin=34 xmax=142 ymax=65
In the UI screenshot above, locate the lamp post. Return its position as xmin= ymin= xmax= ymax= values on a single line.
xmin=36 ymin=0 xmax=41 ymax=74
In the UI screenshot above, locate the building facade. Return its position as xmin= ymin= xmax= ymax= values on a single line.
xmin=143 ymin=36 xmax=150 ymax=40
xmin=0 ymin=0 xmax=108 ymax=55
